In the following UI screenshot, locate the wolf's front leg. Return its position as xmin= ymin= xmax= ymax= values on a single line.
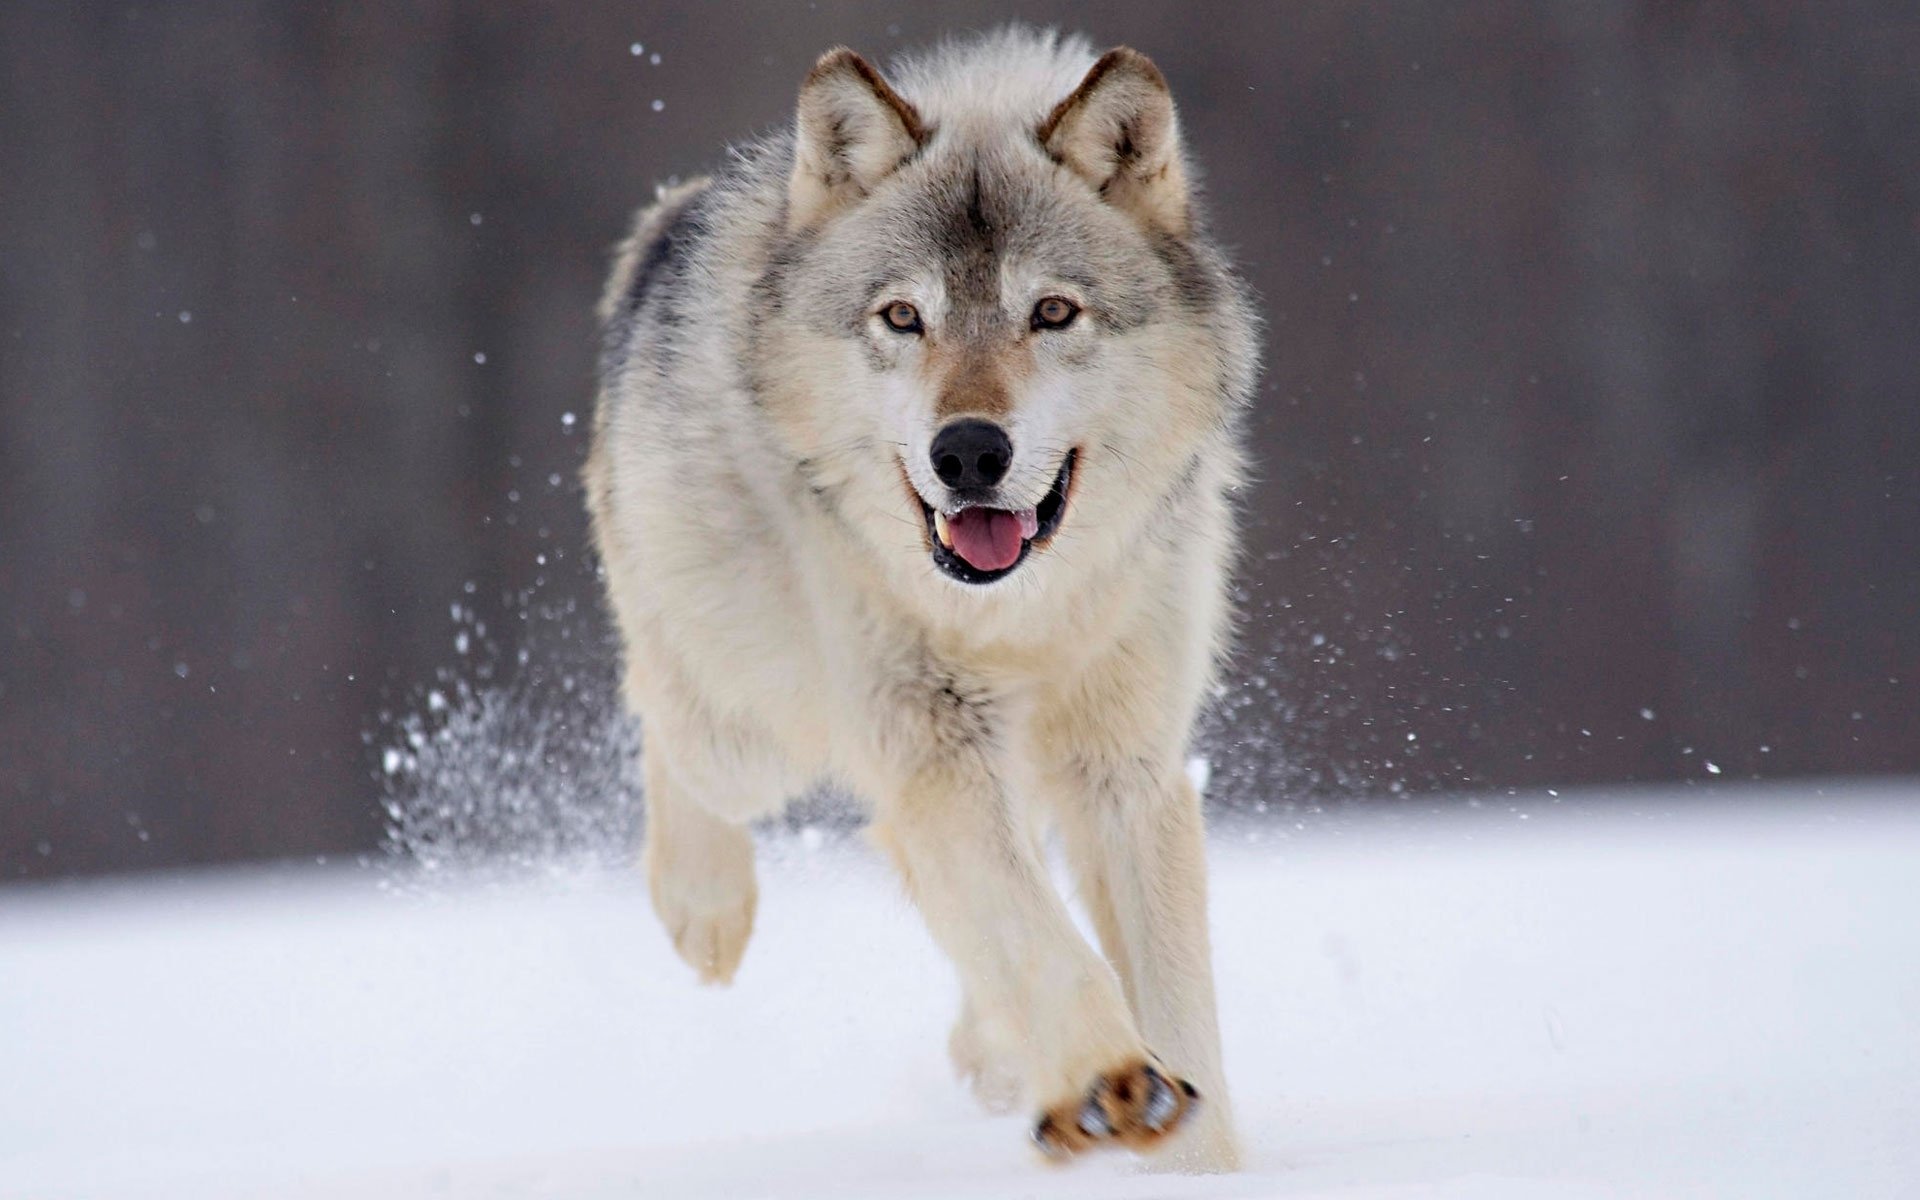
xmin=869 ymin=758 xmax=1201 ymax=1161
xmin=1052 ymin=768 xmax=1239 ymax=1171
xmin=643 ymin=738 xmax=758 ymax=985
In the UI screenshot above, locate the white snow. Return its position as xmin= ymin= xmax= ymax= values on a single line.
xmin=3 ymin=786 xmax=1917 ymax=1199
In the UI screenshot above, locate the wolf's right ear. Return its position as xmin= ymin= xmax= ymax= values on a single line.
xmin=787 ymin=48 xmax=926 ymax=231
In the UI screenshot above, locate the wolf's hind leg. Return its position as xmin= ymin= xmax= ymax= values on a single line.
xmin=947 ymin=992 xmax=1024 ymax=1114
xmin=871 ymin=824 xmax=1027 ymax=1113
xmin=643 ymin=741 xmax=757 ymax=985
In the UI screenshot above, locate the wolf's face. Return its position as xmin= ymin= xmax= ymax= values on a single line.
xmin=754 ymin=45 xmax=1251 ymax=599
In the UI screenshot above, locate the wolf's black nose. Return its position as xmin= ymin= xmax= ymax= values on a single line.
xmin=930 ymin=420 xmax=1012 ymax=490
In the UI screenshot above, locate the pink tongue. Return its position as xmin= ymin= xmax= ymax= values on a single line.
xmin=947 ymin=508 xmax=1025 ymax=572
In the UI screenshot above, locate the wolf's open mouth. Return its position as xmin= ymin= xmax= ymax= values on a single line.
xmin=916 ymin=450 xmax=1076 ymax=585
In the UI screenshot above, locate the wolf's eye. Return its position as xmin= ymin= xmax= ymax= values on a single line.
xmin=881 ymin=301 xmax=923 ymax=334
xmin=1031 ymin=296 xmax=1080 ymax=330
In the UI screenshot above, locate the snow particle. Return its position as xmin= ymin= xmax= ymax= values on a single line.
xmin=1639 ymin=707 xmax=1656 ymax=721
xmin=469 ymin=212 xmax=483 ymax=226
xmin=561 ymin=411 xmax=577 ymax=429
xmin=629 ymin=41 xmax=643 ymax=56
xmin=1705 ymin=761 xmax=1722 ymax=775
xmin=650 ymin=98 xmax=665 ymax=113
xmin=472 ymin=351 xmax=487 ymax=365
xmin=177 ymin=310 xmax=193 ymax=324
xmin=1185 ymin=756 xmax=1212 ymax=794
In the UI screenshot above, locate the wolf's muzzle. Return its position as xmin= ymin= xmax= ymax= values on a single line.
xmin=917 ymin=449 xmax=1077 ymax=586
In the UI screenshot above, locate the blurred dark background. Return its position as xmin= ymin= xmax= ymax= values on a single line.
xmin=3 ymin=2 xmax=1917 ymax=881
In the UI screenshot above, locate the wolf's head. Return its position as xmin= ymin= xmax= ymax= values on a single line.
xmin=752 ymin=30 xmax=1256 ymax=603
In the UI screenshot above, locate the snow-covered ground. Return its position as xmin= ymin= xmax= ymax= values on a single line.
xmin=3 ymin=786 xmax=1917 ymax=1199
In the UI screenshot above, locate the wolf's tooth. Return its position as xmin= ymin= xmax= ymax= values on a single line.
xmin=1016 ymin=508 xmax=1039 ymax=539
xmin=933 ymin=510 xmax=952 ymax=548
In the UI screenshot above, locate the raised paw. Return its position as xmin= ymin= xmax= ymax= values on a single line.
xmin=658 ymin=883 xmax=754 ymax=984
xmin=646 ymin=818 xmax=757 ymax=985
xmin=1031 ymin=1059 xmax=1199 ymax=1161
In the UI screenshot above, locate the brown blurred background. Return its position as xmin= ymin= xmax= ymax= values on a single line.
xmin=3 ymin=2 xmax=1917 ymax=881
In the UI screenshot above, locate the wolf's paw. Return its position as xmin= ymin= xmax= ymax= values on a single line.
xmin=949 ymin=1005 xmax=1023 ymax=1115
xmin=1031 ymin=1060 xmax=1198 ymax=1162
xmin=646 ymin=827 xmax=757 ymax=985
xmin=661 ymin=887 xmax=754 ymax=985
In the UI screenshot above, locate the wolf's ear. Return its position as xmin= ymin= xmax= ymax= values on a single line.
xmin=788 ymin=48 xmax=926 ymax=230
xmin=1039 ymin=48 xmax=1189 ymax=236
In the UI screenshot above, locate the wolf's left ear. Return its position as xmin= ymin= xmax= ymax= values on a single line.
xmin=1039 ymin=48 xmax=1189 ymax=236
xmin=788 ymin=48 xmax=927 ymax=230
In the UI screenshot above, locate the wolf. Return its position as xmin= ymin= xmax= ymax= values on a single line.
xmin=584 ymin=27 xmax=1257 ymax=1171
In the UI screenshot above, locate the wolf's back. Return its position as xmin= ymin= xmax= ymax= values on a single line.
xmin=596 ymin=177 xmax=715 ymax=329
